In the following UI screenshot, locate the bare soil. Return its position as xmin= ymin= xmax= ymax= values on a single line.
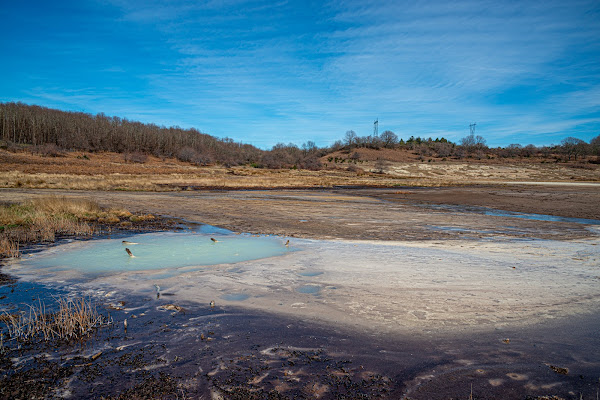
xmin=1 ymin=184 xmax=597 ymax=241
xmin=367 ymin=184 xmax=600 ymax=220
xmin=1 ymin=184 xmax=599 ymax=399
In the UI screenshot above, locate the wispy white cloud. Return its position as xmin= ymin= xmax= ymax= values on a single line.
xmin=3 ymin=0 xmax=599 ymax=148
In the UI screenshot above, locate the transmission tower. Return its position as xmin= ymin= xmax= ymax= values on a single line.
xmin=374 ymin=118 xmax=379 ymax=137
xmin=469 ymin=123 xmax=476 ymax=136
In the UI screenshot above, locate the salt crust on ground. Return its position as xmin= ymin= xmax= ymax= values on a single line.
xmin=9 ymin=235 xmax=600 ymax=336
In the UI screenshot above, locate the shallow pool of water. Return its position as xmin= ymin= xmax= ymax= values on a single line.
xmin=423 ymin=204 xmax=600 ymax=225
xmin=296 ymin=284 xmax=322 ymax=295
xmin=221 ymin=293 xmax=250 ymax=301
xmin=15 ymin=231 xmax=291 ymax=275
xmin=297 ymin=271 xmax=324 ymax=277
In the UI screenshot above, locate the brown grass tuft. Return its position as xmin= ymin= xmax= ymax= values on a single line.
xmin=1 ymin=297 xmax=111 ymax=345
xmin=0 ymin=196 xmax=129 ymax=258
xmin=29 ymin=196 xmax=101 ymax=216
xmin=0 ymin=237 xmax=19 ymax=258
xmin=130 ymin=214 xmax=156 ymax=222
xmin=98 ymin=215 xmax=121 ymax=224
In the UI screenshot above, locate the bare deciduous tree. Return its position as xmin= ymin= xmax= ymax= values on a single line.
xmin=344 ymin=130 xmax=357 ymax=147
xmin=380 ymin=130 xmax=398 ymax=148
xmin=561 ymin=137 xmax=587 ymax=160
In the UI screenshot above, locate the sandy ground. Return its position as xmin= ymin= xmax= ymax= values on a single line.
xmin=3 ymin=185 xmax=600 ymax=335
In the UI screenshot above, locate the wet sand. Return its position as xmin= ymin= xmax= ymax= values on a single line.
xmin=2 ymin=185 xmax=600 ymax=398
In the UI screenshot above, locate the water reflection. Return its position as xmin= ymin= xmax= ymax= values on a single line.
xmin=422 ymin=203 xmax=600 ymax=225
xmin=296 ymin=284 xmax=322 ymax=295
xmin=14 ymin=231 xmax=291 ymax=275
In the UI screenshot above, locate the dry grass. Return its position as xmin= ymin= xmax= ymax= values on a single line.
xmin=0 ymin=196 xmax=101 ymax=225
xmin=0 ymin=168 xmax=429 ymax=191
xmin=0 ymin=237 xmax=19 ymax=258
xmin=0 ymin=196 xmax=136 ymax=258
xmin=0 ymin=149 xmax=598 ymax=192
xmin=1 ymin=297 xmax=111 ymax=345
xmin=29 ymin=196 xmax=101 ymax=216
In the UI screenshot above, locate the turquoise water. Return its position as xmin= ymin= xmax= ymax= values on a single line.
xmin=19 ymin=232 xmax=291 ymax=275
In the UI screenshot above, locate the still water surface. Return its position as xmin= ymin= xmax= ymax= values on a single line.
xmin=16 ymin=231 xmax=290 ymax=275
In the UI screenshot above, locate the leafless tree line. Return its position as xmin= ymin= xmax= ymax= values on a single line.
xmin=334 ymin=128 xmax=600 ymax=162
xmin=1 ymin=102 xmax=598 ymax=167
xmin=0 ymin=102 xmax=326 ymax=169
xmin=0 ymin=102 xmax=262 ymax=166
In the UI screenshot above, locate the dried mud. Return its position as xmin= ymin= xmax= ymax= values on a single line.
xmin=1 ymin=185 xmax=600 ymax=399
xmin=0 ymin=185 xmax=598 ymax=242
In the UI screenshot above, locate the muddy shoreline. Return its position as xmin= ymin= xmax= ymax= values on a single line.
xmin=1 ymin=185 xmax=600 ymax=399
xmin=2 ymin=280 xmax=599 ymax=399
xmin=0 ymin=185 xmax=598 ymax=241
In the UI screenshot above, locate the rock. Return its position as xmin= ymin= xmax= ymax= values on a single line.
xmin=159 ymin=304 xmax=184 ymax=312
xmin=549 ymin=365 xmax=569 ymax=375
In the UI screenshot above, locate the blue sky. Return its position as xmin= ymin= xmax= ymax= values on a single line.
xmin=1 ymin=0 xmax=599 ymax=149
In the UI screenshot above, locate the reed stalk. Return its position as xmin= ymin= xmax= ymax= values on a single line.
xmin=0 ymin=297 xmax=111 ymax=344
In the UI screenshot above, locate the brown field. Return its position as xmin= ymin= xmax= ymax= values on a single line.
xmin=0 ymin=148 xmax=599 ymax=191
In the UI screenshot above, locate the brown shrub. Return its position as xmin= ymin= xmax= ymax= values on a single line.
xmin=123 ymin=152 xmax=148 ymax=164
xmin=37 ymin=143 xmax=65 ymax=157
xmin=346 ymin=165 xmax=365 ymax=175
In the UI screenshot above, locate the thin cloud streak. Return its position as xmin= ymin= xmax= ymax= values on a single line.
xmin=0 ymin=0 xmax=598 ymax=148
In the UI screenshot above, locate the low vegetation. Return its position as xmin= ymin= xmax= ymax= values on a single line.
xmin=1 ymin=297 xmax=110 ymax=346
xmin=0 ymin=150 xmax=598 ymax=194
xmin=0 ymin=196 xmax=147 ymax=258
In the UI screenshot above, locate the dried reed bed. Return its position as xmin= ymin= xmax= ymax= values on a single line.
xmin=0 ymin=238 xmax=19 ymax=258
xmin=1 ymin=297 xmax=110 ymax=345
xmin=0 ymin=196 xmax=134 ymax=258
xmin=2 ymin=217 xmax=94 ymax=244
xmin=0 ymin=169 xmax=437 ymax=192
xmin=29 ymin=196 xmax=101 ymax=216
xmin=1 ymin=148 xmax=599 ymax=191
xmin=1 ymin=161 xmax=598 ymax=193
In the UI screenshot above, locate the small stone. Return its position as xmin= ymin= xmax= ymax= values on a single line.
xmin=549 ymin=365 xmax=569 ymax=375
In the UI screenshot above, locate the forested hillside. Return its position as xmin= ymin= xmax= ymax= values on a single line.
xmin=0 ymin=102 xmax=264 ymax=166
xmin=1 ymin=102 xmax=598 ymax=169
